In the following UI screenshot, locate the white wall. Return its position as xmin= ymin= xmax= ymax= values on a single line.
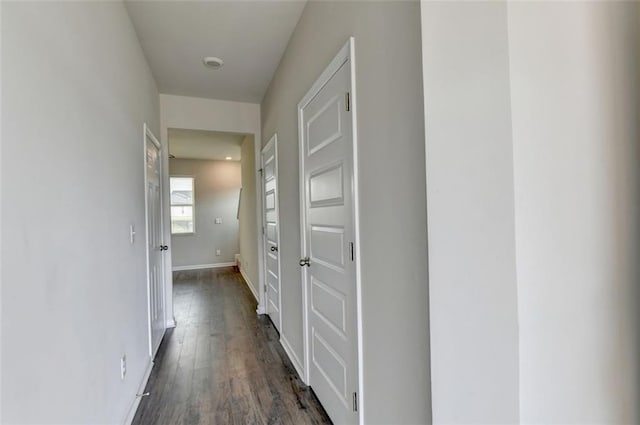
xmin=169 ymin=159 xmax=241 ymax=268
xmin=421 ymin=2 xmax=520 ymax=423
xmin=508 ymin=3 xmax=640 ymax=423
xmin=159 ymin=94 xmax=261 ymax=320
xmin=422 ymin=1 xmax=640 ymax=424
xmin=2 ymin=2 xmax=159 ymax=423
xmin=261 ymin=2 xmax=430 ymax=423
xmin=239 ymin=135 xmax=259 ymax=298
xmin=0 ymin=0 xmax=4 ymax=420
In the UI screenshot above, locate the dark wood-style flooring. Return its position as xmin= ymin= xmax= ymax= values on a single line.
xmin=132 ymin=267 xmax=331 ymax=425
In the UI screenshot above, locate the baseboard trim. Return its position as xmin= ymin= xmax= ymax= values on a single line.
xmin=123 ymin=358 xmax=154 ymax=425
xmin=239 ymin=266 xmax=265 ymax=314
xmin=166 ymin=317 xmax=176 ymax=328
xmin=280 ymin=334 xmax=305 ymax=382
xmin=239 ymin=266 xmax=260 ymax=304
xmin=172 ymin=262 xmax=235 ymax=271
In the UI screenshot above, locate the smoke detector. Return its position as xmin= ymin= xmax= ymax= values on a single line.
xmin=203 ymin=56 xmax=224 ymax=70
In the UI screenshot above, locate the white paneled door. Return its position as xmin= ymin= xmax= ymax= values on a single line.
xmin=262 ymin=135 xmax=282 ymax=332
xmin=145 ymin=126 xmax=166 ymax=357
xmin=299 ymin=40 xmax=359 ymax=425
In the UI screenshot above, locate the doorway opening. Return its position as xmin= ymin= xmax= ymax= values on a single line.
xmin=166 ymin=128 xmax=261 ymax=306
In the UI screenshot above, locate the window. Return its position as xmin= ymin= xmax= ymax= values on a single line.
xmin=170 ymin=177 xmax=194 ymax=234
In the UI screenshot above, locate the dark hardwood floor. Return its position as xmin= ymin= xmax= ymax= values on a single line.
xmin=132 ymin=267 xmax=332 ymax=425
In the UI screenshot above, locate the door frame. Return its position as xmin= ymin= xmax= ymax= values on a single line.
xmin=297 ymin=37 xmax=364 ymax=423
xmin=261 ymin=133 xmax=283 ymax=331
xmin=143 ymin=123 xmax=167 ymax=357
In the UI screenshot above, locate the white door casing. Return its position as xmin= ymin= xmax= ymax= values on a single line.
xmin=262 ymin=135 xmax=282 ymax=332
xmin=144 ymin=124 xmax=167 ymax=357
xmin=299 ymin=38 xmax=362 ymax=425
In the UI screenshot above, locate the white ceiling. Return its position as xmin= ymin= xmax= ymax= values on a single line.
xmin=124 ymin=1 xmax=307 ymax=103
xmin=168 ymin=128 xmax=246 ymax=161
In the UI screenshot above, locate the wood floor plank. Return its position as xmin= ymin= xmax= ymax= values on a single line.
xmin=131 ymin=267 xmax=332 ymax=425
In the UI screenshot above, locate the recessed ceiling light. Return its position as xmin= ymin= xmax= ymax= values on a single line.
xmin=203 ymin=56 xmax=224 ymax=70
xmin=225 ymin=156 xmax=232 ymax=160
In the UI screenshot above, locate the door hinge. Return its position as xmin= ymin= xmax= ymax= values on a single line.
xmin=345 ymin=92 xmax=351 ymax=112
xmin=262 ymin=226 xmax=265 ymax=235
xmin=349 ymin=242 xmax=355 ymax=262
xmin=352 ymin=392 xmax=358 ymax=412
xmin=259 ymin=168 xmax=263 ymax=175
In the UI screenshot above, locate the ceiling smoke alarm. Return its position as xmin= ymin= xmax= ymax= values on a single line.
xmin=203 ymin=56 xmax=224 ymax=70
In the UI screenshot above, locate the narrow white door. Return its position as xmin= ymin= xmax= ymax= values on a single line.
xmin=145 ymin=126 xmax=166 ymax=357
xmin=299 ymin=43 xmax=359 ymax=424
xmin=262 ymin=135 xmax=282 ymax=331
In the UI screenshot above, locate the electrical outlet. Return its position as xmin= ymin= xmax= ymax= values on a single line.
xmin=120 ymin=355 xmax=127 ymax=380
xmin=215 ymin=217 xmax=222 ymax=224
xmin=216 ymin=249 xmax=221 ymax=256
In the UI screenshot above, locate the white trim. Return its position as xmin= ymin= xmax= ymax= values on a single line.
xmin=166 ymin=318 xmax=176 ymax=328
xmin=261 ymin=134 xmax=283 ymax=331
xmin=274 ymin=137 xmax=283 ymax=330
xmin=160 ymin=127 xmax=174 ymax=350
xmin=349 ymin=38 xmax=365 ymax=425
xmin=143 ymin=124 xmax=154 ymax=358
xmin=172 ymin=262 xmax=235 ymax=271
xmin=239 ymin=265 xmax=260 ymax=304
xmin=280 ymin=335 xmax=305 ymax=381
xmin=254 ymin=134 xmax=266 ymax=317
xmin=298 ymin=38 xmax=363 ymax=424
xmin=0 ymin=3 xmax=3 ymax=419
xmin=122 ymin=358 xmax=154 ymax=425
xmin=143 ymin=124 xmax=167 ymax=359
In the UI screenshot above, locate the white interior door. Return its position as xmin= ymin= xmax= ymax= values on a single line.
xmin=299 ymin=43 xmax=359 ymax=424
xmin=262 ymin=135 xmax=282 ymax=332
xmin=145 ymin=126 xmax=166 ymax=357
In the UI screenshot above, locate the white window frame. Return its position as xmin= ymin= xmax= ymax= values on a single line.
xmin=169 ymin=175 xmax=195 ymax=235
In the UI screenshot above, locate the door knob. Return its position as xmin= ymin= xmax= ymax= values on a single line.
xmin=160 ymin=245 xmax=168 ymax=251
xmin=270 ymin=246 xmax=278 ymax=252
xmin=299 ymin=257 xmax=310 ymax=267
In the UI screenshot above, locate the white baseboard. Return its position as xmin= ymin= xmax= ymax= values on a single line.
xmin=123 ymin=358 xmax=154 ymax=425
xmin=280 ymin=334 xmax=305 ymax=382
xmin=239 ymin=265 xmax=265 ymax=314
xmin=172 ymin=262 xmax=235 ymax=271
xmin=239 ymin=265 xmax=259 ymax=302
xmin=166 ymin=317 xmax=176 ymax=328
